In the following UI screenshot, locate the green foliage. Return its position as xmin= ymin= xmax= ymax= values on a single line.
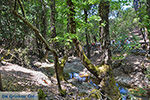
xmin=138 ymin=8 xmax=150 ymax=33
xmin=52 ymin=33 xmax=78 ymax=49
xmin=144 ymin=66 xmax=150 ymax=80
xmin=59 ymin=89 xmax=67 ymax=97
xmin=110 ymin=8 xmax=137 ymax=39
xmin=1 ymin=0 xmax=150 ymax=99
xmin=88 ymin=0 xmax=99 ymax=4
xmin=110 ymin=1 xmax=122 ymax=10
xmin=38 ymin=89 xmax=47 ymax=100
xmin=109 ymin=6 xmax=144 ymax=60
xmin=49 ymin=59 xmax=54 ymax=63
xmin=112 ymin=55 xmax=125 ymax=60
xmin=88 ymin=89 xmax=102 ymax=99
xmin=130 ymin=87 xmax=148 ymax=97
xmin=88 ymin=15 xmax=101 ymax=21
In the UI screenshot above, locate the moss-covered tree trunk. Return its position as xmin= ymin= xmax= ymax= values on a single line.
xmin=99 ymin=1 xmax=120 ymax=99
xmin=67 ymin=0 xmax=120 ymax=99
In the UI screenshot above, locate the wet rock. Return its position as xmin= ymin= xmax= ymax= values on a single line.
xmin=64 ymin=60 xmax=85 ymax=73
xmin=115 ymin=75 xmax=132 ymax=88
xmin=131 ymin=49 xmax=147 ymax=56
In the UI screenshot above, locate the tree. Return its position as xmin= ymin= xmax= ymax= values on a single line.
xmin=0 ymin=74 xmax=2 ymax=91
xmin=98 ymin=0 xmax=121 ymax=99
xmin=35 ymin=4 xmax=44 ymax=59
xmin=12 ymin=0 xmax=68 ymax=95
xmin=133 ymin=0 xmax=148 ymax=48
xmin=146 ymin=0 xmax=150 ymax=52
xmin=49 ymin=0 xmax=63 ymax=93
xmin=67 ymin=0 xmax=120 ymax=99
xmin=41 ymin=0 xmax=49 ymax=60
xmin=99 ymin=0 xmax=111 ymax=65
xmin=50 ymin=0 xmax=56 ymax=38
xmin=84 ymin=5 xmax=91 ymax=58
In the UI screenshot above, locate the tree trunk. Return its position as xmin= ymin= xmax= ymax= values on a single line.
xmin=133 ymin=0 xmax=140 ymax=12
xmin=99 ymin=0 xmax=111 ymax=65
xmin=135 ymin=0 xmax=148 ymax=49
xmin=67 ymin=0 xmax=120 ymax=99
xmin=147 ymin=0 xmax=150 ymax=17
xmin=0 ymin=74 xmax=3 ymax=91
xmin=66 ymin=0 xmax=76 ymax=34
xmin=99 ymin=1 xmax=120 ymax=99
xmin=50 ymin=0 xmax=64 ymax=94
xmin=13 ymin=10 xmax=66 ymax=96
xmin=35 ymin=11 xmax=44 ymax=59
xmin=50 ymin=0 xmax=56 ymax=38
xmin=67 ymin=14 xmax=70 ymax=33
xmin=41 ymin=1 xmax=49 ymax=60
xmin=84 ymin=8 xmax=91 ymax=58
xmin=146 ymin=0 xmax=150 ymax=53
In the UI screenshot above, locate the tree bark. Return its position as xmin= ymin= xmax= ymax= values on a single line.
xmin=133 ymin=0 xmax=140 ymax=12
xmin=146 ymin=0 xmax=150 ymax=53
xmin=0 ymin=74 xmax=3 ymax=91
xmin=67 ymin=0 xmax=120 ymax=99
xmin=99 ymin=0 xmax=111 ymax=65
xmin=84 ymin=8 xmax=91 ymax=58
xmin=41 ymin=1 xmax=49 ymax=60
xmin=13 ymin=10 xmax=66 ymax=95
xmin=67 ymin=0 xmax=76 ymax=34
xmin=50 ymin=0 xmax=56 ymax=38
xmin=98 ymin=1 xmax=120 ymax=99
xmin=50 ymin=0 xmax=65 ymax=94
xmin=134 ymin=0 xmax=148 ymax=48
xmin=35 ymin=11 xmax=44 ymax=59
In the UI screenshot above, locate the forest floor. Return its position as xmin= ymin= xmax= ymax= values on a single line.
xmin=0 ymin=49 xmax=150 ymax=100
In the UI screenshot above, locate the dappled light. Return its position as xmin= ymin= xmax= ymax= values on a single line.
xmin=0 ymin=0 xmax=150 ymax=100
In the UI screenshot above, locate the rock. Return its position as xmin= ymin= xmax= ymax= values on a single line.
xmin=115 ymin=76 xmax=132 ymax=88
xmin=93 ymin=51 xmax=99 ymax=55
xmin=131 ymin=49 xmax=147 ymax=56
xmin=112 ymin=60 xmax=123 ymax=69
xmin=113 ymin=67 xmax=124 ymax=76
xmin=33 ymin=61 xmax=54 ymax=68
xmin=64 ymin=61 xmax=85 ymax=73
xmin=122 ymin=64 xmax=134 ymax=74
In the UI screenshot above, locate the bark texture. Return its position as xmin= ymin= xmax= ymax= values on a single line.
xmin=13 ymin=10 xmax=67 ymax=95
xmin=67 ymin=0 xmax=120 ymax=99
xmin=147 ymin=0 xmax=150 ymax=52
xmin=0 ymin=74 xmax=3 ymax=91
xmin=50 ymin=0 xmax=56 ymax=38
xmin=99 ymin=1 xmax=120 ymax=99
xmin=99 ymin=0 xmax=111 ymax=65
xmin=84 ymin=8 xmax=91 ymax=59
